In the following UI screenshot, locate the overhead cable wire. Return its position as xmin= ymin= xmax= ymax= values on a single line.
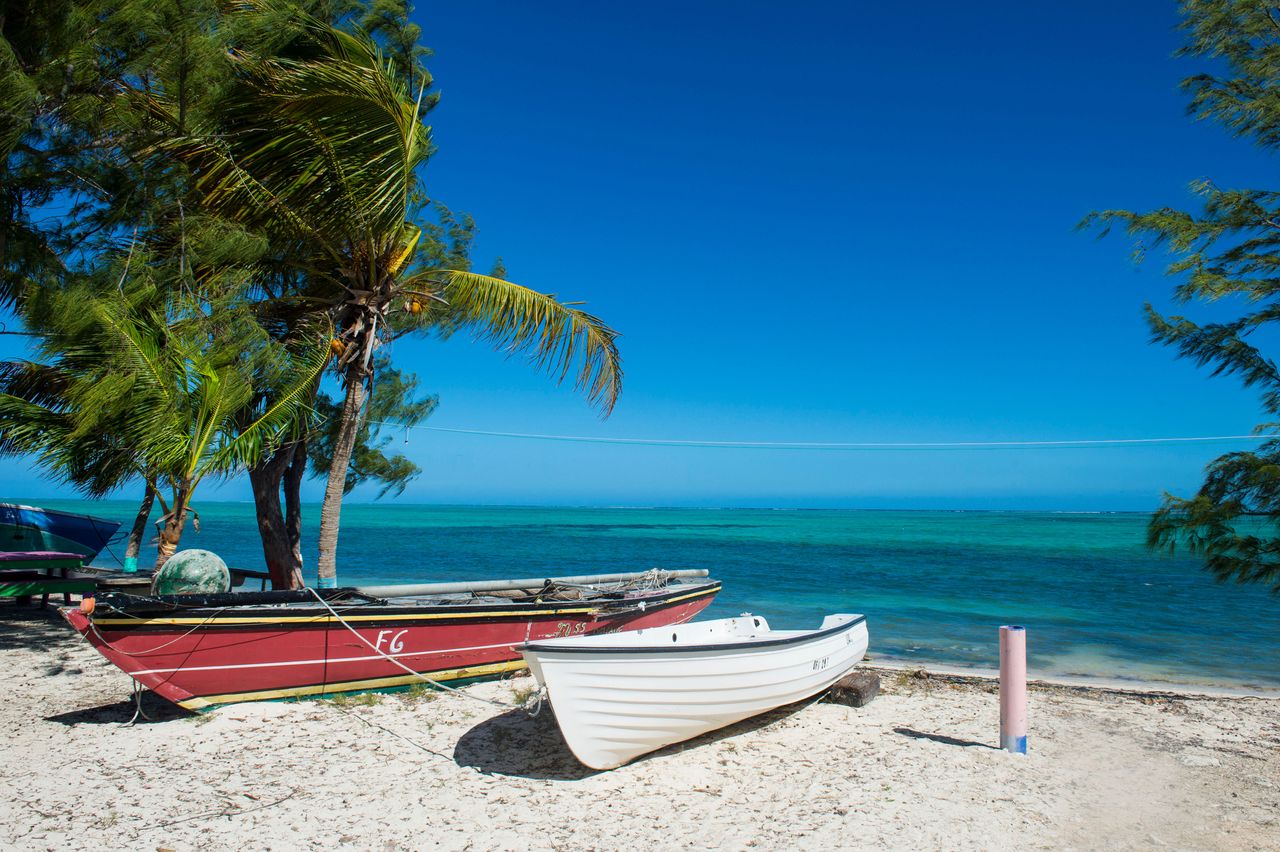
xmin=364 ymin=421 xmax=1272 ymax=451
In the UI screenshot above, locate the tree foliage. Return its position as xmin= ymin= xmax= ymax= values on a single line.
xmin=0 ymin=0 xmax=340 ymax=566
xmin=158 ymin=3 xmax=622 ymax=582
xmin=2 ymin=0 xmax=622 ymax=584
xmin=0 ymin=267 xmax=329 ymax=565
xmin=1085 ymin=0 xmax=1280 ymax=593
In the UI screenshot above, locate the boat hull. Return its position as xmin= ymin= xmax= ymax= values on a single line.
xmin=0 ymin=503 xmax=120 ymax=561
xmin=63 ymin=581 xmax=719 ymax=710
xmin=523 ymin=613 xmax=869 ymax=770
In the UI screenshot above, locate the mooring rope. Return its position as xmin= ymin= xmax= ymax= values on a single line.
xmin=304 ymin=588 xmax=545 ymax=715
xmin=124 ymin=679 xmax=155 ymax=726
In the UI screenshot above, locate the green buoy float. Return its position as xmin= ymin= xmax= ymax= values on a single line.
xmin=151 ymin=549 xmax=231 ymax=595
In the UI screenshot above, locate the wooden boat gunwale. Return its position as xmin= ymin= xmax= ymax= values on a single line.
xmin=86 ymin=581 xmax=721 ymax=630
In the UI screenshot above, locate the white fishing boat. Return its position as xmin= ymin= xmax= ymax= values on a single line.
xmin=521 ymin=612 xmax=869 ymax=770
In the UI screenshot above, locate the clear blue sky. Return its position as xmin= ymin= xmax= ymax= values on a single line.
xmin=2 ymin=0 xmax=1274 ymax=509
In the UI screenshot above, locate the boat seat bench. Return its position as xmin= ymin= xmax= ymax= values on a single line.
xmin=0 ymin=551 xmax=92 ymax=608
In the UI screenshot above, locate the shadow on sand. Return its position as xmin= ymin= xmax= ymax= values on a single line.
xmin=44 ymin=691 xmax=191 ymax=726
xmin=893 ymin=726 xmax=997 ymax=749
xmin=0 ymin=603 xmax=76 ymax=651
xmin=454 ymin=706 xmax=597 ymax=780
xmin=455 ymin=698 xmax=815 ymax=779
xmin=0 ymin=602 xmax=190 ymax=725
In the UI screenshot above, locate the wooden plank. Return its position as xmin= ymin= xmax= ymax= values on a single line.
xmin=0 ymin=555 xmax=82 ymax=572
xmin=231 ymin=568 xmax=271 ymax=580
xmin=0 ymin=579 xmax=96 ymax=597
xmin=0 ymin=550 xmax=84 ymax=563
xmin=355 ymin=569 xmax=710 ymax=599
xmin=825 ymin=670 xmax=881 ymax=707
xmin=230 ymin=567 xmax=271 ymax=590
xmin=0 ymin=571 xmax=48 ymax=581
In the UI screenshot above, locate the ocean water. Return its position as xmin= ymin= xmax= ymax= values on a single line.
xmin=19 ymin=500 xmax=1280 ymax=689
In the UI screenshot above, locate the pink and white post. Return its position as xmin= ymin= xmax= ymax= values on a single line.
xmin=999 ymin=625 xmax=1027 ymax=754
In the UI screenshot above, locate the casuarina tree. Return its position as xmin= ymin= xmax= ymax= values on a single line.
xmin=1085 ymin=0 xmax=1280 ymax=593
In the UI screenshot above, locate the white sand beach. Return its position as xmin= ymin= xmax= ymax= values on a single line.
xmin=0 ymin=605 xmax=1276 ymax=851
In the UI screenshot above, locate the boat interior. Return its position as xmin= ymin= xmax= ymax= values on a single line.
xmin=90 ymin=578 xmax=714 ymax=614
xmin=526 ymin=613 xmax=863 ymax=650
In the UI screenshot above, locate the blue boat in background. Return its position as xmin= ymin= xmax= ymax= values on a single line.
xmin=0 ymin=503 xmax=121 ymax=561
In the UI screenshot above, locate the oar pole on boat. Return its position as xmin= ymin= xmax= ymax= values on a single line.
xmin=353 ymin=569 xmax=711 ymax=599
xmin=999 ymin=625 xmax=1028 ymax=754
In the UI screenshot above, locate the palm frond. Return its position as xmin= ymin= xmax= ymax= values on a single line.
xmin=419 ymin=270 xmax=623 ymax=415
xmin=0 ymin=393 xmax=140 ymax=495
xmin=205 ymin=330 xmax=330 ymax=473
xmin=87 ymin=293 xmax=176 ymax=406
xmin=0 ymin=360 xmax=70 ymax=409
xmin=152 ymin=6 xmax=429 ymax=254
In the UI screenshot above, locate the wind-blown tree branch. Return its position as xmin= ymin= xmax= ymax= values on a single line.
xmin=161 ymin=5 xmax=622 ymax=586
xmin=1 ymin=0 xmax=246 ymax=305
xmin=357 ymin=0 xmax=432 ymax=96
xmin=1084 ymin=0 xmax=1280 ymax=593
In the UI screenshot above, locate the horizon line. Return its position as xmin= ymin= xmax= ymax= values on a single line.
xmin=7 ymin=496 xmax=1162 ymax=514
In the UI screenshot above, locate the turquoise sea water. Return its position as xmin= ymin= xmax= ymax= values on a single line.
xmin=19 ymin=500 xmax=1280 ymax=689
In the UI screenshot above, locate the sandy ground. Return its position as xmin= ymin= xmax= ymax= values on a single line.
xmin=0 ymin=605 xmax=1277 ymax=851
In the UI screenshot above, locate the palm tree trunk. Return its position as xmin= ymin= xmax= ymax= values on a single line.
xmin=249 ymin=445 xmax=305 ymax=590
xmin=284 ymin=437 xmax=307 ymax=582
xmin=123 ymin=484 xmax=156 ymax=573
xmin=316 ymin=375 xmax=366 ymax=587
xmin=153 ymin=486 xmax=192 ymax=570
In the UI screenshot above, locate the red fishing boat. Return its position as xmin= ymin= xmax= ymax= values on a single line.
xmin=63 ymin=570 xmax=719 ymax=711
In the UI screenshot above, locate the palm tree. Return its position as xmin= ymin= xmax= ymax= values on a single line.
xmin=159 ymin=7 xmax=621 ymax=585
xmin=0 ymin=276 xmax=328 ymax=570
